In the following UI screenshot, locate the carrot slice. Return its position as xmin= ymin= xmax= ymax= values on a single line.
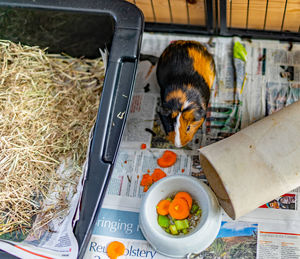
xmin=169 ymin=198 xmax=190 ymax=219
xmin=143 ymin=185 xmax=149 ymax=192
xmin=151 ymin=168 xmax=167 ymax=182
xmin=157 ymin=150 xmax=177 ymax=168
xmin=140 ymin=174 xmax=152 ymax=186
xmin=107 ymin=241 xmax=125 ymax=259
xmin=174 ymin=192 xmax=193 ymax=209
xmin=156 ymin=199 xmax=171 ymax=216
xmin=141 ymin=143 xmax=147 ymax=149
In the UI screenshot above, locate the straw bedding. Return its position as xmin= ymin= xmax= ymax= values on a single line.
xmin=0 ymin=40 xmax=104 ymax=240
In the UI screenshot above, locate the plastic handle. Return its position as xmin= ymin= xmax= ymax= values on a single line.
xmin=103 ymin=60 xmax=136 ymax=162
xmin=90 ymin=58 xmax=137 ymax=164
xmin=87 ymin=26 xmax=142 ymax=166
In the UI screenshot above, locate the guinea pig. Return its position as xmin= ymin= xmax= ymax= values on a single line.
xmin=156 ymin=40 xmax=215 ymax=147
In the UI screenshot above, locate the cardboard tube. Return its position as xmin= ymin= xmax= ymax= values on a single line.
xmin=199 ymin=100 xmax=300 ymax=219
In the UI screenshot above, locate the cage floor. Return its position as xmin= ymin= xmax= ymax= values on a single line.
xmin=84 ymin=32 xmax=300 ymax=259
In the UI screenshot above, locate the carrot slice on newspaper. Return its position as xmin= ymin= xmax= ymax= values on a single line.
xmin=140 ymin=174 xmax=152 ymax=186
xmin=107 ymin=241 xmax=125 ymax=259
xmin=151 ymin=168 xmax=167 ymax=182
xmin=157 ymin=150 xmax=177 ymax=168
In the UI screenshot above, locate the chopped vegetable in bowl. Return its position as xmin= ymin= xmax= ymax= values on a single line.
xmin=156 ymin=191 xmax=202 ymax=235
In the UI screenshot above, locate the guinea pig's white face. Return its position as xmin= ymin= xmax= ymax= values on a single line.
xmin=167 ymin=108 xmax=204 ymax=147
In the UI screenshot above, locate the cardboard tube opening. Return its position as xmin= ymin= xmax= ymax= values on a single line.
xmin=199 ymin=153 xmax=236 ymax=219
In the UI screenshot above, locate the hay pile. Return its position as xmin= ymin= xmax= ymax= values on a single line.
xmin=0 ymin=40 xmax=104 ymax=240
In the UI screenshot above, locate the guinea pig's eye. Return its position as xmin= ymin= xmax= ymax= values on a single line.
xmin=187 ymin=125 xmax=191 ymax=131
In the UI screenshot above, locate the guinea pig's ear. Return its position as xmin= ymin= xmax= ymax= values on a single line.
xmin=194 ymin=108 xmax=206 ymax=121
xmin=194 ymin=96 xmax=208 ymax=121
xmin=193 ymin=99 xmax=207 ymax=121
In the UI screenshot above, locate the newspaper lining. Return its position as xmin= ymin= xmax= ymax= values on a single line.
xmin=84 ymin=33 xmax=300 ymax=259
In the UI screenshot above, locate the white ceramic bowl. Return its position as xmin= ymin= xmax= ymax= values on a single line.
xmin=139 ymin=175 xmax=222 ymax=258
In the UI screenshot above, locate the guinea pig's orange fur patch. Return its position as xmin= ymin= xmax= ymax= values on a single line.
xmin=178 ymin=116 xmax=205 ymax=146
xmin=187 ymin=47 xmax=215 ymax=88
xmin=182 ymin=108 xmax=196 ymax=121
xmin=166 ymin=89 xmax=187 ymax=104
